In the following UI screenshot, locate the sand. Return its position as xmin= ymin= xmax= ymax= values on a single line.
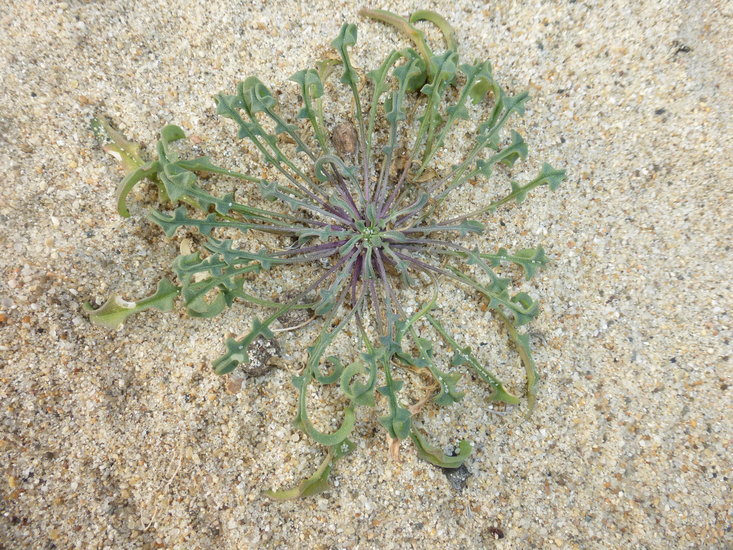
xmin=1 ymin=0 xmax=730 ymax=548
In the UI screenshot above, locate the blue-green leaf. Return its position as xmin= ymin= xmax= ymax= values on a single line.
xmin=212 ymin=318 xmax=275 ymax=375
xmin=483 ymin=246 xmax=547 ymax=280
xmin=293 ymin=373 xmax=356 ymax=446
xmin=340 ymin=352 xmax=379 ymax=407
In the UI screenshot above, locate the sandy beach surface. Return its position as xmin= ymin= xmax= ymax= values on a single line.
xmin=1 ymin=0 xmax=731 ymax=548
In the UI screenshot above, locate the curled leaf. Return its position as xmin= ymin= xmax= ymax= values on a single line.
xmin=292 ymin=374 xmax=356 ymax=446
xmin=265 ymin=439 xmax=355 ymax=500
xmin=409 ymin=10 xmax=457 ymax=52
xmin=410 ymin=430 xmax=472 ymax=469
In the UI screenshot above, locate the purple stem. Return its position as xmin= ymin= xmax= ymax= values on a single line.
xmin=332 ymin=167 xmax=363 ymax=221
xmin=303 ymin=247 xmax=358 ymax=294
xmin=367 ymin=276 xmax=384 ymax=336
xmin=350 ymin=252 xmax=364 ymax=304
xmin=379 ymin=161 xmax=411 ymax=218
xmin=394 ymin=196 xmax=430 ymax=227
xmin=391 ymin=250 xmax=453 ymax=277
xmin=269 ymin=239 xmax=350 ymax=257
xmin=272 ymin=247 xmax=346 ymax=265
xmin=359 ymin=133 xmax=372 ymax=208
xmin=387 ymin=238 xmax=469 ymax=252
xmin=373 ymin=249 xmax=397 ymax=316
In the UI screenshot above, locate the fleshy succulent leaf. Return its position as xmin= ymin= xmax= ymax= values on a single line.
xmin=264 ymin=439 xmax=355 ymax=500
xmin=410 ymin=430 xmax=472 ymax=469
xmin=483 ymin=246 xmax=547 ymax=280
xmin=85 ymin=278 xmax=179 ymax=330
xmin=92 ymin=116 xmax=147 ymax=172
xmin=377 ymin=361 xmax=412 ymax=440
xmin=409 ymin=10 xmax=457 ymax=52
xmin=212 ymin=318 xmax=276 ymax=375
xmin=293 ymin=371 xmax=356 ymax=446
xmin=340 ymin=351 xmax=379 ymax=407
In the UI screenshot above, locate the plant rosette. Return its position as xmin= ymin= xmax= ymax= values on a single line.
xmin=87 ymin=8 xmax=566 ymax=498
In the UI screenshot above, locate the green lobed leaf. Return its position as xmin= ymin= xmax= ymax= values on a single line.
xmin=315 ymin=58 xmax=342 ymax=82
xmin=204 ymin=239 xmax=296 ymax=270
xmin=483 ymin=246 xmax=547 ymax=280
xmin=291 ymin=68 xmax=330 ymax=150
xmin=450 ymin=261 xmax=538 ymax=325
xmin=432 ymin=370 xmax=465 ymax=406
xmin=485 ymin=291 xmax=539 ymax=327
xmin=385 ymin=50 xmax=426 ymax=126
xmin=240 ymin=76 xmax=277 ymax=114
xmin=461 ymin=60 xmax=494 ymax=104
xmin=311 ymin=355 xmax=346 ymax=385
xmin=501 ymin=90 xmax=530 ymax=117
xmin=264 ymin=454 xmax=335 ymax=500
xmin=85 ymin=278 xmax=179 ymax=330
xmin=540 ymin=162 xmax=566 ymax=191
xmin=494 ymin=310 xmax=540 ymax=411
xmin=331 ymin=23 xmax=360 ymax=88
xmin=292 ymin=69 xmax=324 ymax=110
xmin=160 ymin=124 xmax=187 ymax=145
xmin=450 ymin=348 xmax=519 ymax=404
xmin=420 ymin=51 xmax=458 ymax=98
xmin=178 ymin=268 xmax=255 ymax=319
xmin=477 ymin=130 xmax=528 ymax=171
xmin=212 ymin=318 xmax=275 ymax=375
xmin=377 ymin=405 xmax=412 ymax=441
xmin=407 ymin=333 xmax=465 ymax=406
xmin=181 ymin=280 xmax=228 ymax=318
xmin=360 ymin=8 xmax=435 ymax=77
xmin=507 ymin=163 xmax=567 ymax=205
xmin=426 ymin=313 xmax=519 ymax=404
xmin=115 ymin=162 xmax=160 ymax=217
xmin=149 ymin=207 xmax=225 ymax=237
xmin=113 ymin=123 xmax=261 ymax=218
xmin=214 ymin=93 xmax=245 ymax=119
xmin=377 ymin=369 xmax=412 ymax=440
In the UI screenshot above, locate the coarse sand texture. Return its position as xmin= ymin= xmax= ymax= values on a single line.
xmin=0 ymin=1 xmax=730 ymax=548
